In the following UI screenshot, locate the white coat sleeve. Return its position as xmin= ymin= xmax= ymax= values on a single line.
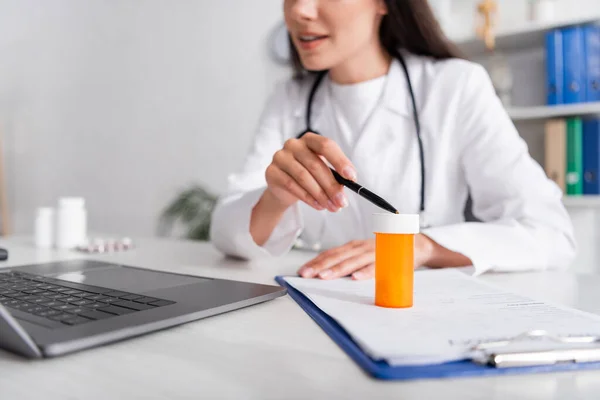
xmin=210 ymin=82 xmax=304 ymax=259
xmin=422 ymin=65 xmax=577 ymax=274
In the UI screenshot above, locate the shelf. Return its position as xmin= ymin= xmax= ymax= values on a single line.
xmin=562 ymin=196 xmax=600 ymax=208
xmin=507 ymin=102 xmax=600 ymax=121
xmin=452 ymin=16 xmax=600 ymax=56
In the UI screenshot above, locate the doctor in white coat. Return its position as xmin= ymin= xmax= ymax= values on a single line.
xmin=211 ymin=0 xmax=576 ymax=279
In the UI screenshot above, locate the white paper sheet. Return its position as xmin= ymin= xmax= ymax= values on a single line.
xmin=284 ymin=270 xmax=600 ymax=366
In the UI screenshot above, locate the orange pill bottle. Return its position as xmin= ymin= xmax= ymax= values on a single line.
xmin=373 ymin=213 xmax=419 ymax=308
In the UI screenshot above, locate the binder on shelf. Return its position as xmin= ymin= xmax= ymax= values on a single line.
xmin=583 ymin=25 xmax=600 ymax=102
xmin=566 ymin=118 xmax=583 ymax=195
xmin=562 ymin=26 xmax=586 ymax=104
xmin=544 ymin=119 xmax=566 ymax=192
xmin=583 ymin=119 xmax=600 ymax=195
xmin=546 ymin=29 xmax=564 ymax=105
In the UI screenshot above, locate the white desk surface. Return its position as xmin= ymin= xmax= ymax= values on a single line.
xmin=1 ymin=236 xmax=600 ymax=400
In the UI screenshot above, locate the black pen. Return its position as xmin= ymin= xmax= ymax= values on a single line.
xmin=330 ymin=168 xmax=399 ymax=214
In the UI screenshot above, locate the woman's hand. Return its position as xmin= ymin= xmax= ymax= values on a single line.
xmin=250 ymin=133 xmax=357 ymax=247
xmin=264 ymin=132 xmax=357 ymax=213
xmin=297 ymin=234 xmax=468 ymax=280
xmin=298 ymin=239 xmax=377 ymax=280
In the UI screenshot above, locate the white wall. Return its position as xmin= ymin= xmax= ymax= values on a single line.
xmin=0 ymin=0 xmax=289 ymax=237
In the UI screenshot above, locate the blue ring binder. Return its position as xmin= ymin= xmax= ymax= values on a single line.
xmin=276 ymin=276 xmax=600 ymax=380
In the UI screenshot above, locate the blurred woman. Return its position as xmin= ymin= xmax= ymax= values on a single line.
xmin=211 ymin=0 xmax=576 ymax=279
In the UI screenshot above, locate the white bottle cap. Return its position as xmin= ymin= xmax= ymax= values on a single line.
xmin=58 ymin=197 xmax=85 ymax=208
xmin=37 ymin=207 xmax=54 ymax=217
xmin=372 ymin=213 xmax=419 ymax=234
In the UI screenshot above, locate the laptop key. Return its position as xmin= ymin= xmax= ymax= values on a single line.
xmin=42 ymin=301 xmax=65 ymax=308
xmin=38 ymin=298 xmax=59 ymax=306
xmin=37 ymin=309 xmax=62 ymax=317
xmin=62 ymin=290 xmax=84 ymax=296
xmin=113 ymin=300 xmax=156 ymax=311
xmin=149 ymin=300 xmax=176 ymax=307
xmin=29 ymin=277 xmax=52 ymax=283
xmin=133 ymin=296 xmax=161 ymax=304
xmin=9 ymin=301 xmax=30 ymax=309
xmin=38 ymin=284 xmax=58 ymax=290
xmin=48 ymin=280 xmax=112 ymax=294
xmin=30 ymin=297 xmax=51 ymax=304
xmin=26 ymin=306 xmax=48 ymax=314
xmin=23 ymin=289 xmax=46 ymax=295
xmin=44 ymin=293 xmax=69 ymax=300
xmin=52 ymin=287 xmax=72 ymax=293
xmin=119 ymin=294 xmax=143 ymax=301
xmin=70 ymin=299 xmax=95 ymax=306
xmin=98 ymin=297 xmax=120 ymax=304
xmin=61 ymin=316 xmax=91 ymax=326
xmin=104 ymin=291 xmax=130 ymax=297
xmin=78 ymin=310 xmax=113 ymax=320
xmin=53 ymin=304 xmax=78 ymax=312
xmin=9 ymin=293 xmax=29 ymax=299
xmin=86 ymin=303 xmax=109 ymax=309
xmin=97 ymin=305 xmax=136 ymax=315
xmin=49 ymin=314 xmax=72 ymax=322
xmin=82 ymin=294 xmax=107 ymax=300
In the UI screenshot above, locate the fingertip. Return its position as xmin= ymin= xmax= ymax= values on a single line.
xmin=318 ymin=270 xmax=332 ymax=279
xmin=299 ymin=267 xmax=314 ymax=278
xmin=326 ymin=200 xmax=339 ymax=213
xmin=312 ymin=200 xmax=325 ymax=211
xmin=334 ymin=192 xmax=349 ymax=209
xmin=342 ymin=166 xmax=357 ymax=181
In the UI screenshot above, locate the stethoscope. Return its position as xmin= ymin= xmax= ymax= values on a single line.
xmin=294 ymin=53 xmax=426 ymax=251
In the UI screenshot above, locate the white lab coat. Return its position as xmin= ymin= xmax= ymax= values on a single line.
xmin=210 ymin=54 xmax=576 ymax=275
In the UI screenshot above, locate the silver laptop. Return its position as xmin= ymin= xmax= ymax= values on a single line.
xmin=0 ymin=259 xmax=286 ymax=358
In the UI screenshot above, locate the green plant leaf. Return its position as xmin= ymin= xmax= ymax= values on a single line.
xmin=158 ymin=184 xmax=218 ymax=241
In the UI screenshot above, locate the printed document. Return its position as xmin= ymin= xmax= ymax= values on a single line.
xmin=284 ymin=270 xmax=600 ymax=365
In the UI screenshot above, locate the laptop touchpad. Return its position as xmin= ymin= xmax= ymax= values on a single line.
xmin=55 ymin=266 xmax=209 ymax=293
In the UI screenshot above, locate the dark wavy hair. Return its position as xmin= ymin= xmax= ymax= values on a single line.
xmin=289 ymin=0 xmax=464 ymax=77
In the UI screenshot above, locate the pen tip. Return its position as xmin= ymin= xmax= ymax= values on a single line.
xmin=395 ymin=211 xmax=400 ymax=214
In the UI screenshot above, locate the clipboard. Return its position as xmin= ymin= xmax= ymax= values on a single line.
xmin=276 ymin=276 xmax=600 ymax=380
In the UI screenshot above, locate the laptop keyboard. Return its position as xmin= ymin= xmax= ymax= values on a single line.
xmin=0 ymin=271 xmax=176 ymax=327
